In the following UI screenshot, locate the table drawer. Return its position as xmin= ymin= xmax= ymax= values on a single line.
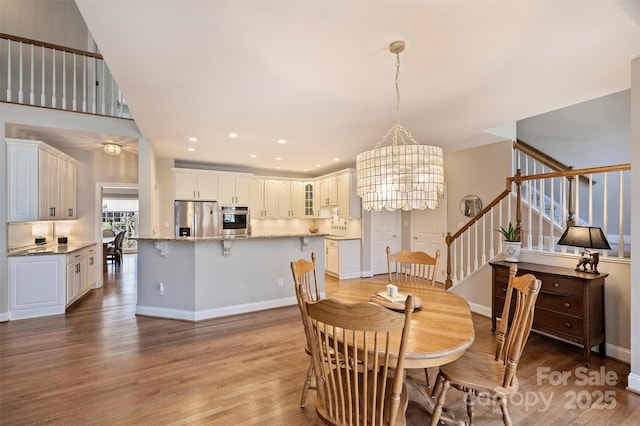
xmin=494 ymin=292 xmax=583 ymax=320
xmin=534 ymin=308 xmax=583 ymax=339
xmin=536 ymin=293 xmax=583 ymax=317
xmin=539 ymin=275 xmax=583 ymax=297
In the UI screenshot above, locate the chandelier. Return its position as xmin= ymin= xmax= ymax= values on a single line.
xmin=356 ymin=41 xmax=444 ymax=211
xmin=104 ymin=143 xmax=122 ymax=155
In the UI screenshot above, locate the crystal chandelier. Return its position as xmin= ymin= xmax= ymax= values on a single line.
xmin=356 ymin=41 xmax=444 ymax=211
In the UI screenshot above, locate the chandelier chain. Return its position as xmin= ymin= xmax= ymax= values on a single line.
xmin=374 ymin=44 xmax=419 ymax=149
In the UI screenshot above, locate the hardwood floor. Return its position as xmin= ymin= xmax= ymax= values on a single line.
xmin=1 ymin=257 xmax=638 ymax=425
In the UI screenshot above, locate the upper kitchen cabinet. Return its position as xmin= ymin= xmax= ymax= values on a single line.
xmin=173 ymin=168 xmax=218 ymax=200
xmin=319 ymin=175 xmax=338 ymax=207
xmin=251 ymin=178 xmax=279 ymax=218
xmin=218 ymin=173 xmax=251 ymax=205
xmin=7 ymin=139 xmax=78 ymax=222
xmin=336 ymin=169 xmax=360 ymax=218
xmin=277 ymin=180 xmax=306 ymax=217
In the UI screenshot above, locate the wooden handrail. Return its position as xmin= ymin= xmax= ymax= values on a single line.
xmin=514 ymin=163 xmax=630 ymax=182
xmin=514 ymin=139 xmax=592 ymax=185
xmin=0 ymin=33 xmax=104 ymax=60
xmin=445 ymin=163 xmax=631 ymax=289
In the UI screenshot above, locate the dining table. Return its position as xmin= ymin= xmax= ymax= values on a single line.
xmin=102 ymin=236 xmax=115 ymax=269
xmin=330 ymin=280 xmax=475 ymax=425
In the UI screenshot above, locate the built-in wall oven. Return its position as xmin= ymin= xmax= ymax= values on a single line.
xmin=219 ymin=205 xmax=250 ymax=236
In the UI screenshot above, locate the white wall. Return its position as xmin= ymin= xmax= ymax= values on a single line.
xmin=628 ymin=57 xmax=640 ymax=392
xmin=445 ymin=139 xmax=513 ymax=233
xmin=0 ymin=0 xmax=90 ymax=50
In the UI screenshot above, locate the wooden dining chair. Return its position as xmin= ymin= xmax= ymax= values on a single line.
xmin=106 ymin=231 xmax=125 ymax=265
xmin=386 ymin=247 xmax=440 ymax=287
xmin=430 ymin=264 xmax=541 ymax=426
xmin=290 ymin=252 xmax=321 ymax=408
xmin=301 ymin=284 xmax=415 ymax=426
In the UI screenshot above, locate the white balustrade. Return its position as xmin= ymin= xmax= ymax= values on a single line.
xmin=1 ymin=34 xmax=130 ymax=119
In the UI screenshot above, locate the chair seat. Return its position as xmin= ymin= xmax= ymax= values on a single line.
xmin=438 ymin=349 xmax=518 ymax=396
xmin=316 ymin=370 xmax=408 ymax=426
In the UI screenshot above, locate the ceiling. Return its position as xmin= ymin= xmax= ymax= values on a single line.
xmin=70 ymin=0 xmax=638 ymax=177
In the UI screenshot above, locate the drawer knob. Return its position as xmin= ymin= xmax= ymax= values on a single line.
xmin=553 ymin=283 xmax=560 ymax=288
xmin=564 ymin=302 xmax=571 ymax=308
xmin=564 ymin=322 xmax=572 ymax=328
xmin=502 ymin=288 xmax=507 ymax=293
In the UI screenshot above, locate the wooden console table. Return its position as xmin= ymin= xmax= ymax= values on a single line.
xmin=490 ymin=261 xmax=606 ymax=367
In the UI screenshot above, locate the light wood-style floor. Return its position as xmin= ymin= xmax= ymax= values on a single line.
xmin=1 ymin=255 xmax=639 ymax=425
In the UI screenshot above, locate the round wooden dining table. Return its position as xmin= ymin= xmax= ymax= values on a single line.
xmin=330 ymin=280 xmax=475 ymax=425
xmin=331 ymin=280 xmax=475 ymax=369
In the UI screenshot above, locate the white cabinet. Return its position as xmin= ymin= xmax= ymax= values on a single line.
xmin=319 ymin=175 xmax=338 ymax=207
xmin=7 ymin=139 xmax=78 ymax=222
xmin=336 ymin=170 xmax=361 ymax=219
xmin=173 ymin=169 xmax=219 ymax=200
xmin=251 ymin=178 xmax=279 ymax=218
xmin=276 ymin=180 xmax=306 ymax=217
xmin=66 ymin=245 xmax=97 ymax=306
xmin=66 ymin=251 xmax=83 ymax=305
xmin=7 ymin=140 xmax=39 ymax=221
xmin=324 ymin=238 xmax=361 ymax=279
xmin=9 ymin=255 xmax=66 ymax=320
xmin=218 ymin=174 xmax=251 ymax=205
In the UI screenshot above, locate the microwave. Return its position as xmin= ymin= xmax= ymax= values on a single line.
xmin=219 ymin=205 xmax=250 ymax=236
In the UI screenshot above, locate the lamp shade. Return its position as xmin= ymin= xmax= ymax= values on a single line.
xmin=31 ymin=223 xmax=49 ymax=236
xmin=55 ymin=222 xmax=73 ymax=236
xmin=557 ymin=226 xmax=611 ymax=250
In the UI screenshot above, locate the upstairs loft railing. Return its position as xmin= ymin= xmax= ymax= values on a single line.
xmin=0 ymin=33 xmax=130 ymax=119
xmin=445 ymin=163 xmax=631 ymax=289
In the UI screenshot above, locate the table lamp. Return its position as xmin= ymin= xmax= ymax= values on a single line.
xmin=55 ymin=222 xmax=73 ymax=244
xmin=32 ymin=223 xmax=49 ymax=245
xmin=557 ymin=226 xmax=611 ymax=275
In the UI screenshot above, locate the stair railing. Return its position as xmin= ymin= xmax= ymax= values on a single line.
xmin=1 ymin=33 xmax=130 ymax=118
xmin=445 ymin=164 xmax=631 ymax=289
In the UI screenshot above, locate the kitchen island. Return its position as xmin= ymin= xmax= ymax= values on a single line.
xmin=135 ymin=234 xmax=327 ymax=321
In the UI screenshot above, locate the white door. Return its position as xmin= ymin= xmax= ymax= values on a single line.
xmin=370 ymin=210 xmax=401 ymax=276
xmin=411 ymin=193 xmax=447 ymax=282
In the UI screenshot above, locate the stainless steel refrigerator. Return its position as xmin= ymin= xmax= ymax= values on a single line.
xmin=174 ymin=200 xmax=218 ymax=237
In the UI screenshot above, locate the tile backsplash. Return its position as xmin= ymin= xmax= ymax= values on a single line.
xmin=251 ymin=216 xmax=361 ymax=238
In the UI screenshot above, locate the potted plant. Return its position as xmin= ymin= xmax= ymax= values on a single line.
xmin=498 ymin=222 xmax=521 ymax=262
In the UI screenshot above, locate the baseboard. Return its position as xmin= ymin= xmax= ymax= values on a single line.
xmin=136 ymin=296 xmax=298 ymax=322
xmin=464 ymin=302 xmax=630 ymax=363
xmin=627 ymin=373 xmax=640 ymax=393
xmin=0 ymin=312 xmax=9 ymax=322
xmin=467 ymin=301 xmax=491 ymax=317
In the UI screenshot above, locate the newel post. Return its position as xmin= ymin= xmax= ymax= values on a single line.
xmin=445 ymin=232 xmax=453 ymax=289
xmin=514 ymin=169 xmax=523 ymax=241
xmin=567 ymin=167 xmax=576 ymax=227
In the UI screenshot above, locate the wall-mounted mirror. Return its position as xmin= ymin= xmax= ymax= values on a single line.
xmin=460 ymin=195 xmax=482 ymax=217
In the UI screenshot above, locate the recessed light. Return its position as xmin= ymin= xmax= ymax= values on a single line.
xmin=276 ymin=166 xmax=281 ymax=170
xmin=275 ymin=157 xmax=282 ymax=161
xmin=333 ymin=158 xmax=340 ymax=161
xmin=228 ymin=132 xmax=238 ymax=138
xmin=277 ymin=139 xmax=286 ymax=144
xmin=187 ymin=147 xmax=196 ymax=152
xmin=303 ymin=169 xmax=308 ymax=172
xmin=316 ymin=164 xmax=321 ymax=167
xmin=250 ymin=154 xmax=257 ymax=158
xmin=188 ymin=137 xmax=197 ymax=142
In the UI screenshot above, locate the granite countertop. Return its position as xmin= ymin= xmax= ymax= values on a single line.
xmin=8 ymin=241 xmax=97 ymax=257
xmin=325 ymin=235 xmax=361 ymax=241
xmin=134 ymin=233 xmax=329 ymax=241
